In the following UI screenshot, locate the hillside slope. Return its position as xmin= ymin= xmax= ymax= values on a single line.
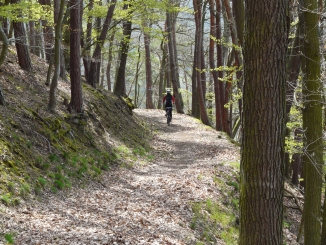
xmin=0 ymin=47 xmax=152 ymax=201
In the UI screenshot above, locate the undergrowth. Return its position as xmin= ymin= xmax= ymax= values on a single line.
xmin=191 ymin=162 xmax=240 ymax=244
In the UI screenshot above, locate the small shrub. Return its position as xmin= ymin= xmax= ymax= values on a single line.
xmin=51 ymin=186 xmax=58 ymax=193
xmin=91 ymin=165 xmax=102 ymax=175
xmin=7 ymin=182 xmax=15 ymax=194
xmin=38 ymin=177 xmax=47 ymax=187
xmin=1 ymin=193 xmax=11 ymax=206
xmin=4 ymin=233 xmax=15 ymax=244
xmin=54 ymin=179 xmax=64 ymax=189
xmin=226 ymin=181 xmax=239 ymax=192
xmin=20 ymin=184 xmax=31 ymax=198
xmin=48 ymin=153 xmax=60 ymax=162
xmin=34 ymin=186 xmax=41 ymax=195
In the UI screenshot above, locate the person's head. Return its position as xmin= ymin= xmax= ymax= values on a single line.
xmin=166 ymin=88 xmax=171 ymax=94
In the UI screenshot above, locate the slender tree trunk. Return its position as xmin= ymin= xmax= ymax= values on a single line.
xmin=11 ymin=1 xmax=32 ymax=71
xmin=166 ymin=5 xmax=184 ymax=114
xmin=193 ymin=0 xmax=211 ymax=126
xmin=69 ymin=0 xmax=83 ymax=113
xmin=300 ymin=0 xmax=323 ymax=243
xmin=208 ymin=0 xmax=221 ymax=130
xmin=34 ymin=21 xmax=42 ymax=57
xmin=144 ymin=25 xmax=154 ymax=109
xmin=48 ymin=0 xmax=66 ymax=112
xmin=88 ymin=0 xmax=116 ymax=88
xmin=106 ymin=28 xmax=115 ymax=91
xmin=114 ymin=3 xmax=132 ymax=96
xmin=81 ymin=0 xmax=93 ymax=81
xmin=239 ymin=0 xmax=288 ymax=243
xmin=285 ymin=26 xmax=301 ymax=179
xmin=158 ymin=39 xmax=166 ymax=109
xmin=215 ymin=0 xmax=224 ymax=130
xmin=191 ymin=23 xmax=200 ymax=119
xmin=0 ymin=25 xmax=8 ymax=67
xmin=29 ymin=21 xmax=36 ymax=55
xmin=38 ymin=0 xmax=53 ymax=62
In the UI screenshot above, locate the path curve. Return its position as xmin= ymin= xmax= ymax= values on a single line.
xmin=1 ymin=109 xmax=239 ymax=245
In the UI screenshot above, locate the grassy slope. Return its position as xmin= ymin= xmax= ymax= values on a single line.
xmin=0 ymin=47 xmax=152 ymax=203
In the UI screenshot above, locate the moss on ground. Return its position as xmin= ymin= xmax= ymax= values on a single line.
xmin=0 ymin=47 xmax=153 ymax=205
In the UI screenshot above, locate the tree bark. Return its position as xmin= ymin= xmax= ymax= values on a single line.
xmin=193 ymin=0 xmax=211 ymax=126
xmin=38 ymin=0 xmax=54 ymax=63
xmin=114 ymin=3 xmax=132 ymax=96
xmin=143 ymin=24 xmax=154 ymax=109
xmin=0 ymin=25 xmax=8 ymax=67
xmin=239 ymin=0 xmax=288 ymax=244
xmin=166 ymin=3 xmax=184 ymax=114
xmin=300 ymin=0 xmax=323 ymax=243
xmin=48 ymin=0 xmax=66 ymax=112
xmin=215 ymin=0 xmax=224 ymax=130
xmin=69 ymin=0 xmax=83 ymax=113
xmin=106 ymin=28 xmax=116 ymax=91
xmin=11 ymin=8 xmax=32 ymax=71
xmin=87 ymin=0 xmax=116 ymax=88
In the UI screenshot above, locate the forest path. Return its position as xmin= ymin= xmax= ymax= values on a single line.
xmin=1 ymin=109 xmax=239 ymax=245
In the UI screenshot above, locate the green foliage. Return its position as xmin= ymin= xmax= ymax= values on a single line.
xmin=285 ymin=106 xmax=303 ymax=155
xmin=48 ymin=153 xmax=60 ymax=162
xmin=1 ymin=193 xmax=19 ymax=206
xmin=0 ymin=0 xmax=53 ymax=23
xmin=191 ymin=199 xmax=239 ymax=244
xmin=226 ymin=181 xmax=239 ymax=192
xmin=4 ymin=233 xmax=15 ymax=244
xmin=19 ymin=184 xmax=30 ymax=198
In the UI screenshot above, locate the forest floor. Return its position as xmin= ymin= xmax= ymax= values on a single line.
xmin=0 ymin=108 xmax=302 ymax=245
xmin=0 ymin=108 xmax=240 ymax=244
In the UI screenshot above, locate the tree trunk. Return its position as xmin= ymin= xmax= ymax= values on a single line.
xmin=193 ymin=0 xmax=211 ymax=126
xmin=301 ymin=0 xmax=323 ymax=243
xmin=166 ymin=5 xmax=184 ymax=114
xmin=69 ymin=0 xmax=83 ymax=113
xmin=87 ymin=0 xmax=116 ymax=88
xmin=239 ymin=0 xmax=288 ymax=243
xmin=48 ymin=0 xmax=66 ymax=112
xmin=215 ymin=0 xmax=224 ymax=131
xmin=0 ymin=25 xmax=8 ymax=67
xmin=158 ymin=39 xmax=166 ymax=109
xmin=106 ymin=28 xmax=116 ymax=91
xmin=208 ymin=0 xmax=221 ymax=130
xmin=81 ymin=0 xmax=93 ymax=82
xmin=191 ymin=20 xmax=200 ymax=119
xmin=11 ymin=1 xmax=32 ymax=71
xmin=38 ymin=0 xmax=54 ymax=63
xmin=114 ymin=3 xmax=132 ymax=96
xmin=285 ymin=26 xmax=301 ymax=179
xmin=29 ymin=21 xmax=36 ymax=55
xmin=144 ymin=25 xmax=154 ymax=109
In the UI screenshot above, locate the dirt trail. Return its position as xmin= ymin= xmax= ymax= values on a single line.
xmin=1 ymin=109 xmax=239 ymax=245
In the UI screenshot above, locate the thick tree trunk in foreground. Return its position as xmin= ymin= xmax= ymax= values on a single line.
xmin=239 ymin=0 xmax=288 ymax=244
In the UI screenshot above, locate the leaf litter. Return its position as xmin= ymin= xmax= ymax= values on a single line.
xmin=0 ymin=109 xmax=241 ymax=244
